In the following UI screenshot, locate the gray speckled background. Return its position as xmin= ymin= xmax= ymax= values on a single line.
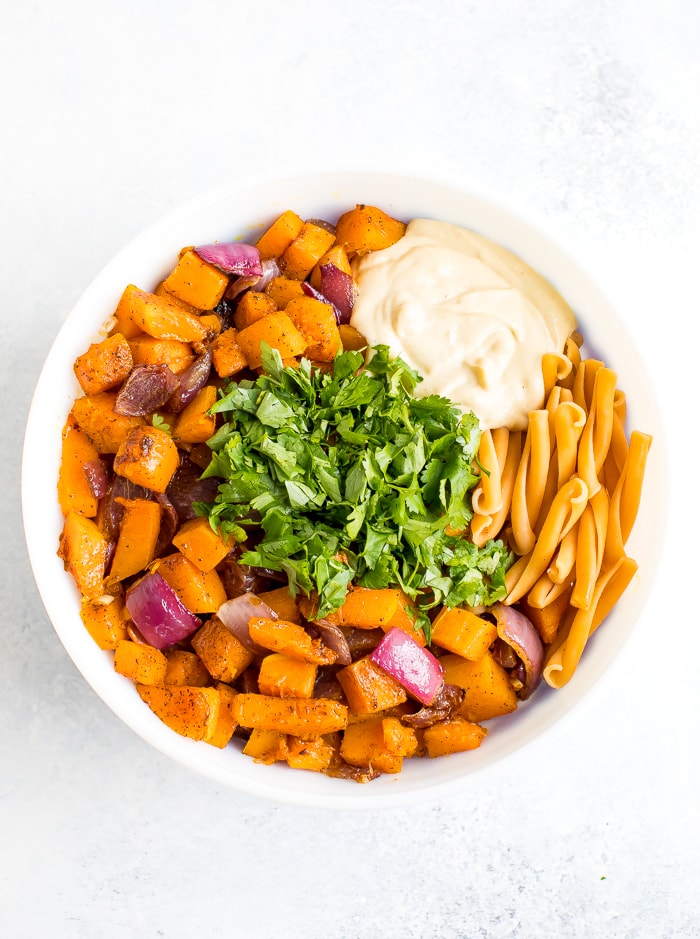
xmin=2 ymin=2 xmax=699 ymax=936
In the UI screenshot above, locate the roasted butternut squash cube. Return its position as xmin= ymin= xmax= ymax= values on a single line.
xmin=255 ymin=586 xmax=301 ymax=623
xmin=243 ymin=728 xmax=289 ymax=764
xmin=137 ymin=684 xmax=221 ymax=741
xmin=58 ymin=419 xmax=102 ymax=517
xmin=422 ymin=717 xmax=487 ymax=757
xmin=163 ymin=649 xmax=211 ymax=687
xmin=162 ymin=248 xmax=229 ymax=310
xmin=172 ymin=516 xmax=232 ymax=573
xmin=155 ymin=553 xmax=227 ymax=613
xmin=340 ymin=716 xmax=417 ymax=774
xmin=127 ymin=287 xmax=209 ymax=343
xmin=206 ymin=682 xmax=239 ymax=748
xmin=338 ymin=323 xmax=368 ymax=352
xmin=191 ymin=617 xmax=254 ymax=682
xmin=324 ymin=587 xmax=401 ymax=629
xmin=286 ymin=735 xmax=335 ymax=772
xmin=309 ymin=244 xmax=352 ymax=291
xmin=129 ymin=335 xmax=195 ymax=374
xmin=71 ymin=392 xmax=144 ymax=454
xmin=380 ymin=592 xmax=426 ymax=646
xmin=279 ymin=222 xmax=336 ymax=280
xmin=73 ymin=332 xmax=133 ymax=396
xmin=113 ymin=284 xmax=148 ymax=339
xmin=285 ymin=295 xmax=341 ymax=362
xmin=173 ymin=384 xmax=217 ymax=445
xmin=232 ymin=693 xmax=348 ymax=736
xmin=211 ymin=327 xmax=248 ymax=378
xmin=113 ymin=425 xmax=180 ymax=493
xmin=336 ymin=655 xmax=407 ymax=715
xmin=258 ymin=653 xmax=317 ymax=698
xmin=114 ymin=639 xmax=167 ymax=685
xmin=58 ymin=511 xmax=108 ymax=599
xmin=441 ymin=652 xmax=518 ymax=722
xmin=79 ymin=597 xmax=128 ymax=650
xmin=431 ymin=607 xmax=497 ymax=660
xmin=335 ymin=204 xmax=406 ymax=256
xmin=264 ymin=275 xmax=305 ymax=308
xmin=235 ymin=311 xmax=306 ymax=369
xmin=109 ymin=498 xmax=161 ymax=582
xmin=248 ymin=617 xmax=336 ymax=665
xmin=256 ymin=210 xmax=305 ymax=261
xmin=234 ymin=290 xmax=277 ymax=330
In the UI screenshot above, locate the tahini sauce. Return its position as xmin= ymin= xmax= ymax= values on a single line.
xmin=350 ymin=218 xmax=576 ymax=430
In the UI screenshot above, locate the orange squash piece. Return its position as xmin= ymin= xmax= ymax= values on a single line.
xmin=233 ymin=291 xmax=277 ymax=331
xmin=338 ymin=323 xmax=367 ymax=352
xmin=129 ymin=335 xmax=195 ymax=374
xmin=162 ymin=248 xmax=229 ymax=310
xmin=264 ymin=275 xmax=305 ymax=308
xmin=173 ymin=384 xmax=217 ymax=445
xmin=243 ymin=728 xmax=289 ymax=764
xmin=113 ymin=284 xmax=149 ymax=339
xmin=335 ymin=204 xmax=406 ymax=256
xmin=431 ymin=607 xmax=498 ymax=660
xmin=380 ymin=592 xmax=426 ymax=647
xmin=126 ymin=287 xmax=209 ymax=343
xmin=336 ymin=655 xmax=407 ymax=715
xmin=137 ymin=684 xmax=221 ymax=741
xmin=324 ymin=587 xmax=401 ymax=629
xmin=257 ymin=653 xmax=317 ymax=698
xmin=235 ymin=311 xmax=307 ymax=369
xmin=285 ymin=295 xmax=341 ymax=362
xmin=210 ymin=328 xmax=248 ymax=378
xmin=71 ymin=392 xmax=144 ymax=454
xmin=232 ymin=693 xmax=348 ymax=736
xmin=73 ymin=333 xmax=133 ymax=396
xmin=109 ymin=498 xmax=161 ymax=582
xmin=340 ymin=716 xmax=417 ymax=774
xmin=422 ymin=717 xmax=487 ymax=757
xmin=58 ymin=511 xmax=108 ymax=599
xmin=279 ymin=222 xmax=336 ymax=280
xmin=191 ymin=617 xmax=254 ymax=682
xmin=172 ymin=516 xmax=232 ymax=573
xmin=58 ymin=418 xmax=102 ymax=517
xmin=207 ymin=682 xmax=239 ymax=748
xmin=163 ymin=649 xmax=211 ymax=687
xmin=154 ymin=281 xmax=201 ymax=315
xmin=255 ymin=210 xmax=304 ymax=261
xmin=518 ymin=591 xmax=571 ymax=645
xmin=79 ymin=597 xmax=128 ymax=650
xmin=286 ymin=735 xmax=335 ymax=772
xmin=441 ymin=652 xmax=518 ymax=722
xmin=114 ymin=638 xmax=167 ymax=685
xmin=155 ymin=553 xmax=227 ymax=614
xmin=113 ymin=425 xmax=180 ymax=493
xmin=309 ymin=244 xmax=352 ymax=291
xmin=255 ymin=586 xmax=301 ymax=623
xmin=248 ymin=617 xmax=337 ymax=665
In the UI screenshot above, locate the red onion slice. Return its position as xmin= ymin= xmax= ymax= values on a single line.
xmin=216 ymin=592 xmax=278 ymax=656
xmin=313 ymin=620 xmax=352 ymax=666
xmin=194 ymin=242 xmax=262 ymax=277
xmin=491 ymin=603 xmax=544 ymax=699
xmin=370 ymin=627 xmax=444 ymax=706
xmin=167 ymin=351 xmax=212 ymax=414
xmin=166 ymin=458 xmax=219 ymax=522
xmin=125 ymin=571 xmax=201 ymax=650
xmin=301 ymin=281 xmax=342 ymax=323
xmin=101 ymin=475 xmax=158 ymax=538
xmin=115 ymin=364 xmax=180 ymax=416
xmin=319 ymin=263 xmax=356 ymax=324
xmin=83 ymin=459 xmax=109 ymax=499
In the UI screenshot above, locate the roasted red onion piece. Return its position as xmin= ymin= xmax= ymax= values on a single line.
xmin=370 ymin=627 xmax=445 ymax=706
xmin=167 ymin=351 xmax=212 ymax=414
xmin=223 ymin=259 xmax=279 ymax=302
xmin=491 ymin=603 xmax=544 ymax=699
xmin=154 ymin=493 xmax=179 ymax=556
xmin=306 ymin=218 xmax=336 ymax=235
xmin=344 ymin=627 xmax=385 ymax=660
xmin=115 ymin=364 xmax=180 ymax=416
xmin=194 ymin=242 xmax=262 ymax=277
xmin=301 ymin=281 xmax=342 ymax=323
xmin=319 ymin=263 xmax=356 ymax=324
xmin=125 ymin=571 xmax=201 ymax=650
xmin=313 ymin=620 xmax=352 ymax=666
xmin=101 ymin=475 xmax=157 ymax=538
xmin=216 ymin=592 xmax=278 ymax=656
xmin=83 ymin=459 xmax=109 ymax=499
xmin=166 ymin=458 xmax=219 ymax=522
xmin=401 ymin=683 xmax=464 ymax=729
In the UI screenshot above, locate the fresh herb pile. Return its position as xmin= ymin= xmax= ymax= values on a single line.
xmin=199 ymin=344 xmax=511 ymax=638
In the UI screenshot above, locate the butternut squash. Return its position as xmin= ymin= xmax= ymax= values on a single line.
xmin=109 ymin=498 xmax=161 ymax=582
xmin=163 ymin=649 xmax=211 ymax=687
xmin=336 ymin=655 xmax=407 ymax=714
xmin=191 ymin=617 xmax=254 ymax=682
xmin=129 ymin=335 xmax=195 ymax=374
xmin=232 ymin=693 xmax=348 ymax=736
xmin=279 ymin=222 xmax=336 ymax=280
xmin=285 ymin=295 xmax=341 ymax=362
xmin=334 ymin=204 xmax=406 ymax=256
xmin=155 ymin=553 xmax=227 ymax=613
xmin=235 ymin=311 xmax=306 ymax=369
xmin=73 ymin=332 xmax=133 ymax=396
xmin=172 ymin=516 xmax=232 ymax=573
xmin=233 ymin=290 xmax=277 ymax=330
xmin=113 ymin=425 xmax=180 ymax=493
xmin=340 ymin=716 xmax=417 ymax=774
xmin=248 ymin=617 xmax=336 ymax=665
xmin=58 ymin=418 xmax=102 ymax=517
xmin=137 ymin=684 xmax=221 ymax=741
xmin=114 ymin=638 xmax=167 ymax=685
xmin=286 ymin=735 xmax=335 ymax=772
xmin=441 ymin=652 xmax=518 ymax=722
xmin=255 ymin=210 xmax=304 ymax=261
xmin=162 ymin=248 xmax=229 ymax=310
xmin=264 ymin=275 xmax=305 ymax=308
xmin=206 ymin=682 xmax=239 ymax=748
xmin=71 ymin=392 xmax=144 ymax=453
xmin=243 ymin=728 xmax=289 ymax=764
xmin=257 ymin=653 xmax=317 ymax=699
xmin=79 ymin=596 xmax=128 ymax=650
xmin=58 ymin=511 xmax=108 ymax=599
xmin=431 ymin=607 xmax=498 ymax=660
xmin=173 ymin=384 xmax=217 ymax=445
xmin=210 ymin=328 xmax=249 ymax=378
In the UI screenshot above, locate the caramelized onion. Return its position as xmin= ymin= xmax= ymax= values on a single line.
xmin=125 ymin=572 xmax=201 ymax=650
xmin=491 ymin=603 xmax=544 ymax=699
xmin=216 ymin=592 xmax=278 ymax=656
xmin=319 ymin=263 xmax=356 ymax=324
xmin=313 ymin=620 xmax=352 ymax=666
xmin=194 ymin=242 xmax=262 ymax=277
xmin=167 ymin=351 xmax=212 ymax=413
xmin=166 ymin=458 xmax=219 ymax=522
xmin=401 ymin=682 xmax=464 ymax=729
xmin=115 ymin=364 xmax=179 ymax=416
xmin=83 ymin=459 xmax=109 ymax=499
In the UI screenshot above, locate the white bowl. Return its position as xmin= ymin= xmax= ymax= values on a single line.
xmin=21 ymin=171 xmax=666 ymax=809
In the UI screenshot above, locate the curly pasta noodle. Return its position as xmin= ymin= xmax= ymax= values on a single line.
xmin=470 ymin=430 xmax=522 ymax=548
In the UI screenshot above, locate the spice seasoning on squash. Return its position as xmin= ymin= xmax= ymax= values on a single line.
xmin=73 ymin=333 xmax=133 ymax=396
xmin=113 ymin=425 xmax=180 ymax=493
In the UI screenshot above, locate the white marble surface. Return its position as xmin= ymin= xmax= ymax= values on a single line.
xmin=2 ymin=1 xmax=699 ymax=936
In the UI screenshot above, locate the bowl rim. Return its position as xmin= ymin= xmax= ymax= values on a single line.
xmin=21 ymin=168 xmax=668 ymax=809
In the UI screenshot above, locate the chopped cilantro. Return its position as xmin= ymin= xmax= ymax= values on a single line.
xmin=151 ymin=413 xmax=172 ymax=435
xmin=199 ymin=343 xmax=512 ymax=636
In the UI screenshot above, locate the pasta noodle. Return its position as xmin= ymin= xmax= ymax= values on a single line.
xmin=471 ymin=427 xmax=507 ymax=517
xmin=577 ymin=366 xmax=617 ymax=498
xmin=571 ymin=489 xmax=608 ymax=611
xmin=510 ymin=410 xmax=550 ymax=555
xmin=470 ymin=430 xmax=522 ymax=547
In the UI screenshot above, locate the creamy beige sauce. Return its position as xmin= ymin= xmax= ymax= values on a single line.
xmin=350 ymin=218 xmax=576 ymax=430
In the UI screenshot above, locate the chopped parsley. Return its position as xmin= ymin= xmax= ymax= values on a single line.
xmin=198 ymin=343 xmax=512 ymax=638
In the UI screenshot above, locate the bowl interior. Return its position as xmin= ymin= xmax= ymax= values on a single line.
xmin=21 ymin=171 xmax=666 ymax=808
